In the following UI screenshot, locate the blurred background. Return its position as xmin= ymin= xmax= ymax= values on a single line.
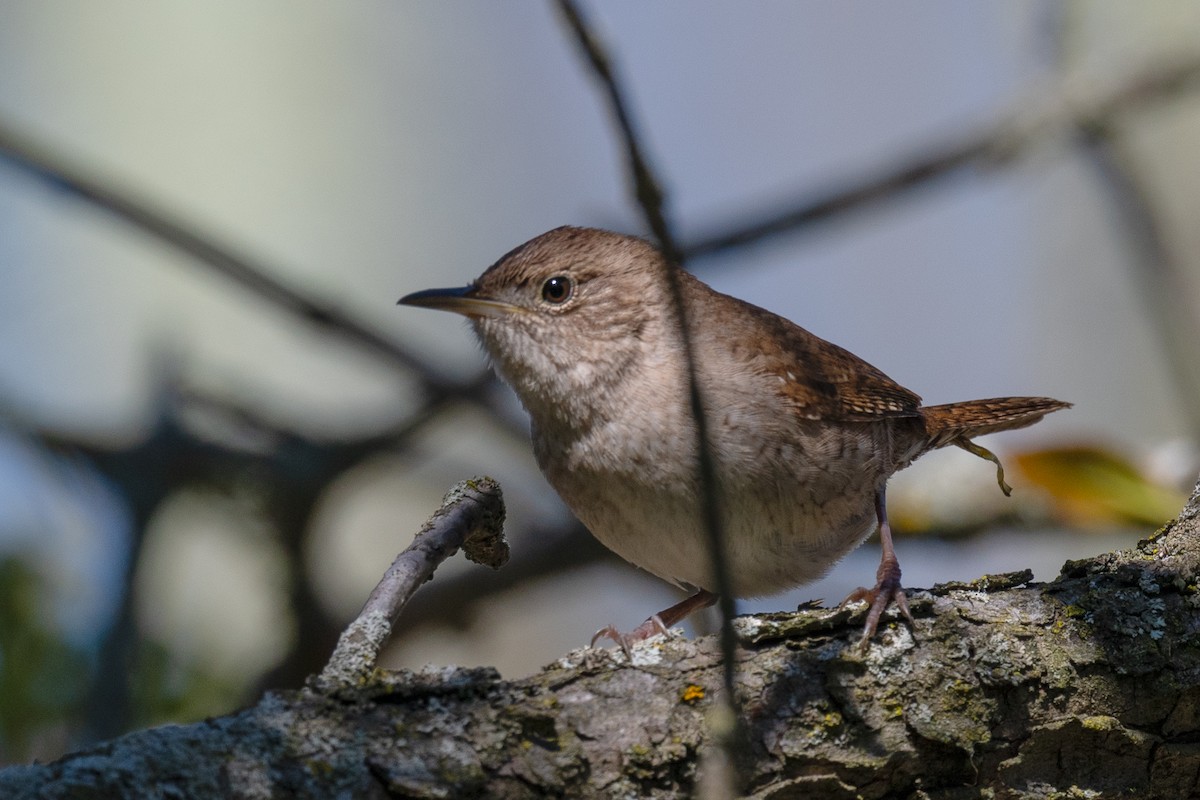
xmin=2 ymin=0 xmax=1199 ymax=764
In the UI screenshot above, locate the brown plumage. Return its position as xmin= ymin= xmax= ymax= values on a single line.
xmin=400 ymin=226 xmax=1071 ymax=647
xmin=921 ymin=396 xmax=1070 ymax=441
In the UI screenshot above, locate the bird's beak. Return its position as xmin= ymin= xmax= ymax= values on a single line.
xmin=397 ymin=285 xmax=521 ymax=319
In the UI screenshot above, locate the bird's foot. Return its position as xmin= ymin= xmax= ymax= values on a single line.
xmin=589 ymin=589 xmax=717 ymax=656
xmin=840 ymin=565 xmax=915 ymax=649
xmin=841 ymin=486 xmax=916 ymax=649
xmin=590 ymin=615 xmax=671 ymax=657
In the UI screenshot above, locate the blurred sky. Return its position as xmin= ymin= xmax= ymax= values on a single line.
xmin=1 ymin=2 xmax=1199 ymax=682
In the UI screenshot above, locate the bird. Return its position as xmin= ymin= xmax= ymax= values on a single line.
xmin=400 ymin=226 xmax=1069 ymax=647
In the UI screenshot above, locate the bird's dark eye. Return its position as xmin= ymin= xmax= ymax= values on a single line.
xmin=541 ymin=275 xmax=574 ymax=305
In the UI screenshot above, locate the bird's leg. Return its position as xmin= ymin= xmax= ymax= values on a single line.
xmin=591 ymin=589 xmax=719 ymax=653
xmin=840 ymin=487 xmax=915 ymax=647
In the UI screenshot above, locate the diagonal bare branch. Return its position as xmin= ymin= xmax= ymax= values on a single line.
xmin=553 ymin=0 xmax=680 ymax=265
xmin=316 ymin=477 xmax=507 ymax=694
xmin=682 ymin=50 xmax=1200 ymax=261
xmin=0 ymin=117 xmax=506 ymax=433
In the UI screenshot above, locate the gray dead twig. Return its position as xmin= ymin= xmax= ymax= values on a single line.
xmin=314 ymin=477 xmax=507 ymax=694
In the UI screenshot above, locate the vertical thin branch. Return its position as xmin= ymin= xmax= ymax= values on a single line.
xmin=1077 ymin=124 xmax=1200 ymax=439
xmin=551 ymin=0 xmax=678 ymax=263
xmin=553 ymin=0 xmax=744 ymax=783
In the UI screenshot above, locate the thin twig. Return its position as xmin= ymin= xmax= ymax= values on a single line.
xmin=553 ymin=0 xmax=679 ymax=263
xmin=30 ymin=382 xmax=507 ymax=703
xmin=315 ymin=477 xmax=507 ymax=693
xmin=554 ymin=0 xmax=744 ymax=789
xmin=391 ymin=518 xmax=615 ymax=635
xmin=682 ymin=51 xmax=1200 ymax=260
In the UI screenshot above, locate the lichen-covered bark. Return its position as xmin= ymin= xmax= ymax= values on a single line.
xmin=5 ymin=483 xmax=1200 ymax=799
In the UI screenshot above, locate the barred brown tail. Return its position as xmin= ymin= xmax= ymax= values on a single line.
xmin=922 ymin=396 xmax=1071 ymax=445
xmin=918 ymin=396 xmax=1069 ymax=497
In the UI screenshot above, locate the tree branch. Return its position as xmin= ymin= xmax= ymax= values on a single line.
xmin=0 ymin=116 xmax=510 ymax=439
xmin=316 ymin=477 xmax=507 ymax=693
xmin=5 ymin=481 xmax=1197 ymax=798
xmin=1075 ymin=124 xmax=1200 ymax=440
xmin=681 ymin=50 xmax=1200 ymax=260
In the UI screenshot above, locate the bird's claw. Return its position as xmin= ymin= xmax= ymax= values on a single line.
xmin=840 ymin=573 xmax=915 ymax=649
xmin=590 ymin=615 xmax=670 ymax=656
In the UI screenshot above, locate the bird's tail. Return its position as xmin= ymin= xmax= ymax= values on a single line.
xmin=920 ymin=396 xmax=1071 ymax=496
xmin=922 ymin=396 xmax=1071 ymax=443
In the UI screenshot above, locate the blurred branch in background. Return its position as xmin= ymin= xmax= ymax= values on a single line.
xmin=1 ymin=11 xmax=1200 ymax=769
xmin=2 ymin=384 xmax=496 ymax=751
xmin=1076 ymin=123 xmax=1200 ymax=439
xmin=683 ymin=50 xmax=1200 ymax=261
xmin=0 ymin=118 xmax=512 ymax=438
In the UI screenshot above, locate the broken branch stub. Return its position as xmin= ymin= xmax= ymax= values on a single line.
xmin=315 ymin=477 xmax=507 ymax=692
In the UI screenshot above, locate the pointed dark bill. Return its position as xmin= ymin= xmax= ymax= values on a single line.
xmin=398 ymin=285 xmax=522 ymax=319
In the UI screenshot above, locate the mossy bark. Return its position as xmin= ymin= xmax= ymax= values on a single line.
xmin=4 ymin=482 xmax=1200 ymax=799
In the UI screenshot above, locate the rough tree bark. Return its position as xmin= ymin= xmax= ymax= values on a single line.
xmin=4 ymin=479 xmax=1200 ymax=799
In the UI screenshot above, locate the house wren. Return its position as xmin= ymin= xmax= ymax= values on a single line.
xmin=400 ymin=226 xmax=1069 ymax=646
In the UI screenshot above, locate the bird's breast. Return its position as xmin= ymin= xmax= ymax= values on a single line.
xmin=534 ymin=411 xmax=892 ymax=596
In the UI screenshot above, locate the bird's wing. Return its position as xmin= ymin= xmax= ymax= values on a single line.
xmin=743 ymin=301 xmax=923 ymax=422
